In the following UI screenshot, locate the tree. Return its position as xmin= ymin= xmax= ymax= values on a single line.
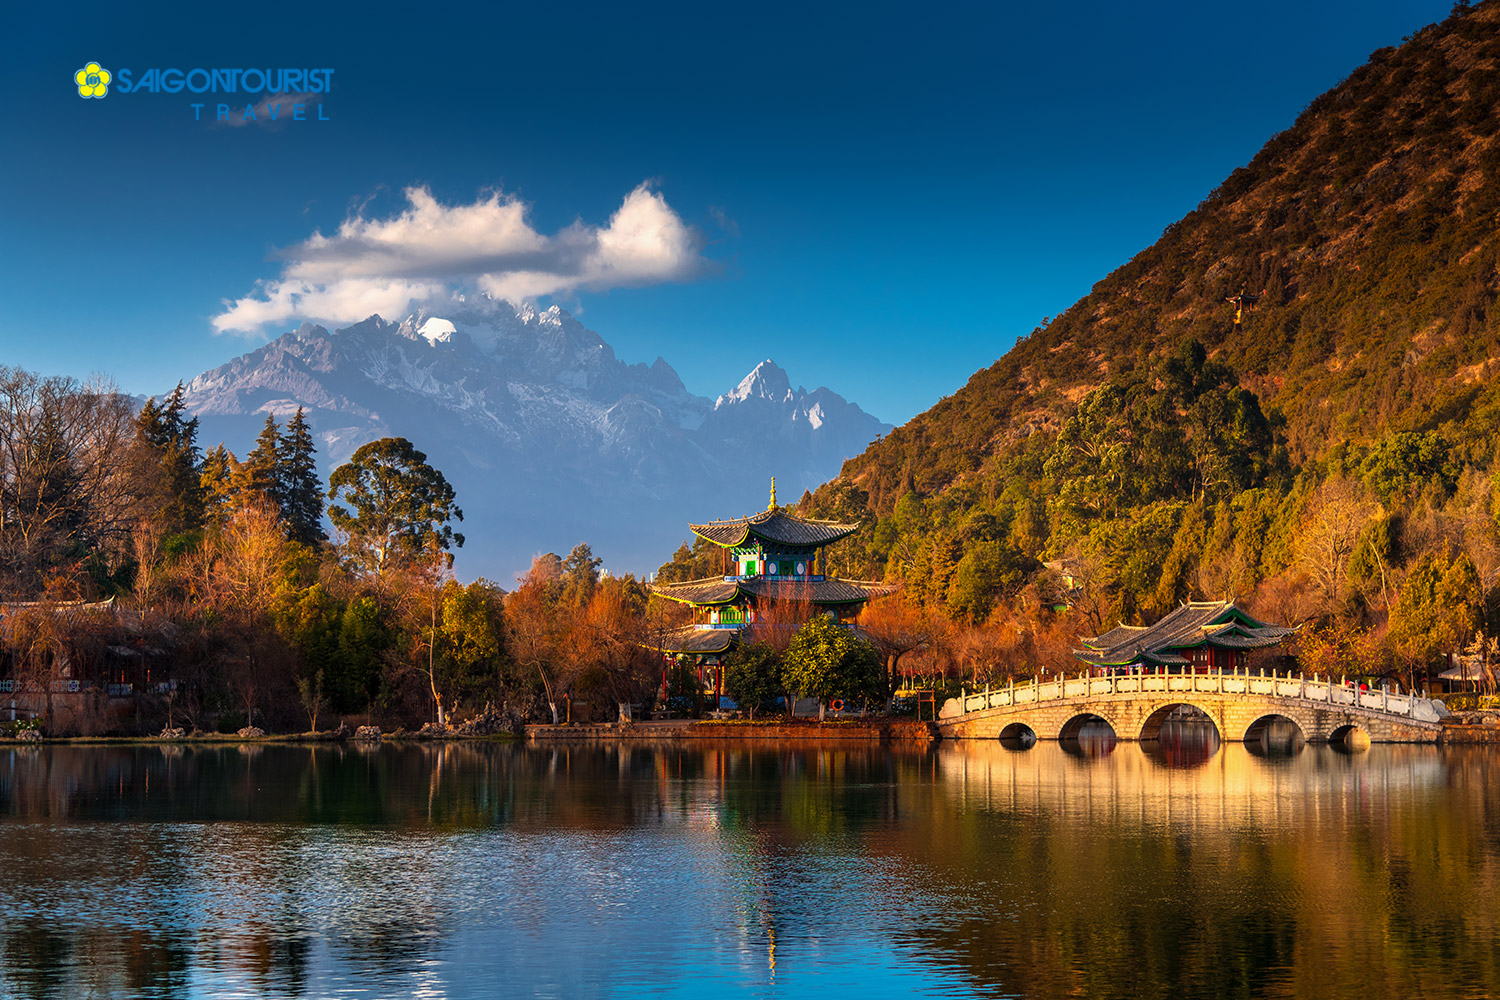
xmin=237 ymin=415 xmax=281 ymax=503
xmin=858 ymin=593 xmax=944 ymax=706
xmin=278 ymin=408 xmax=326 ymax=545
xmin=1389 ymin=550 xmax=1482 ymax=692
xmin=200 ymin=444 xmax=237 ymax=527
xmin=326 ymin=438 xmax=463 ymax=576
xmin=425 ymin=577 xmax=506 ymax=724
xmin=781 ymin=615 xmax=883 ymax=719
xmin=560 ymin=542 xmax=603 ymax=608
xmin=0 ymin=369 xmax=143 ymax=591
xmin=335 ymin=596 xmax=389 ymax=713
xmin=723 ymin=641 xmax=785 ymax=719
xmin=506 ymin=555 xmax=569 ymax=723
xmin=134 ymin=383 xmax=204 ymax=536
xmin=1298 ymin=475 xmax=1376 ymax=613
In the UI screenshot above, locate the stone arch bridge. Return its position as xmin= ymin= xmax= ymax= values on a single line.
xmin=938 ymin=670 xmax=1445 ymax=744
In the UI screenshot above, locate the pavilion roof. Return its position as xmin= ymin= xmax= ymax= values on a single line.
xmin=650 ymin=577 xmax=896 ymax=607
xmin=1074 ymin=601 xmax=1295 ymax=667
xmin=645 ymin=626 xmax=737 ymax=654
xmin=690 ymin=509 xmax=859 ymax=548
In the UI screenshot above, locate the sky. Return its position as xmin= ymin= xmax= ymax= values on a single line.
xmin=0 ymin=0 xmax=1457 ymax=426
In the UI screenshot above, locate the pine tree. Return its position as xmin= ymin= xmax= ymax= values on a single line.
xmin=134 ymin=383 xmax=205 ymax=534
xmin=236 ymin=415 xmax=281 ymax=504
xmin=200 ymin=444 xmax=237 ymax=526
xmin=278 ymin=407 xmax=326 ymax=545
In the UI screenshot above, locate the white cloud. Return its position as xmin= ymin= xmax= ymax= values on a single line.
xmin=213 ymin=183 xmax=707 ymax=334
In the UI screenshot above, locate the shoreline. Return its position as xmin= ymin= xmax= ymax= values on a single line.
xmin=2 ymin=718 xmax=1497 ymax=745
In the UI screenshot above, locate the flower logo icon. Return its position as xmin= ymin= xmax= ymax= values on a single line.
xmin=74 ymin=62 xmax=111 ymax=99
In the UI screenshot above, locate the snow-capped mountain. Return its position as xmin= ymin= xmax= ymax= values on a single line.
xmin=181 ymin=304 xmax=890 ymax=579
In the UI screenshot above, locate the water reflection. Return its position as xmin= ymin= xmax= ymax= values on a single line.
xmin=0 ymin=741 xmax=1493 ymax=999
xmin=1061 ymin=716 xmax=1118 ymax=758
xmin=1142 ymin=711 xmax=1221 ymax=768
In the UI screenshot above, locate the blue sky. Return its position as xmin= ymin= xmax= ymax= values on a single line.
xmin=0 ymin=0 xmax=1455 ymax=425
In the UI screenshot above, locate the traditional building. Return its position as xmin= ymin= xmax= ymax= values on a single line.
xmin=1074 ymin=600 xmax=1295 ymax=673
xmin=648 ymin=480 xmax=895 ymax=701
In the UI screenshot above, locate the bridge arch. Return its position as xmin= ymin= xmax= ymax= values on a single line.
xmin=1059 ymin=712 xmax=1118 ymax=742
xmin=1243 ymin=713 xmax=1305 ymax=746
xmin=998 ymin=722 xmax=1037 ymax=746
xmin=1138 ymin=703 xmax=1219 ymax=743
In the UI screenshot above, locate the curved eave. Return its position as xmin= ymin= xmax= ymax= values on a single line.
xmin=649 ymin=578 xmax=740 ymax=606
xmin=641 ymin=626 xmax=738 ymax=654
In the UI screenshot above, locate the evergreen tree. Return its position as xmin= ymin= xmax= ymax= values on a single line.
xmin=236 ymin=415 xmax=281 ymax=503
xmin=134 ymin=383 xmax=204 ymax=534
xmin=561 ymin=542 xmax=602 ymax=607
xmin=278 ymin=408 xmax=326 ymax=545
xmin=200 ymin=444 xmax=237 ymax=526
xmin=327 ymin=437 xmax=464 ymax=575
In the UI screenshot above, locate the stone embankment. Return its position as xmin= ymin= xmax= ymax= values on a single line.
xmin=528 ymin=719 xmax=940 ymax=742
xmin=1440 ymin=712 xmax=1500 ymax=743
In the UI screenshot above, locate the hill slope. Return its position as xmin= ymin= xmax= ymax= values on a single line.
xmin=844 ymin=3 xmax=1500 ymax=517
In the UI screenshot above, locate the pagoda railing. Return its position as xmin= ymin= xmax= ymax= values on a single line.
xmin=948 ymin=667 xmax=1445 ymax=723
xmin=723 ymin=574 xmax=827 ymax=583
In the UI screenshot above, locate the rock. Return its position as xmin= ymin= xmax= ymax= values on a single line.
xmin=454 ymin=703 xmax=518 ymax=736
xmin=353 ymin=725 xmax=382 ymax=741
xmin=159 ymin=727 xmax=186 ymax=739
xmin=419 ymin=721 xmax=450 ymax=737
xmin=17 ymin=729 xmax=41 ymax=742
xmin=236 ymin=726 xmax=266 ymax=738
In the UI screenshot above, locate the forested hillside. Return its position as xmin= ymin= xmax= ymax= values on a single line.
xmin=790 ymin=2 xmax=1500 ymax=685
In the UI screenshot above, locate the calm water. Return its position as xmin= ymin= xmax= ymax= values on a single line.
xmin=0 ymin=736 xmax=1496 ymax=999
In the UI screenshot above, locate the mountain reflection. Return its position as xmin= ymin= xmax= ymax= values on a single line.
xmin=0 ymin=741 xmax=1494 ymax=999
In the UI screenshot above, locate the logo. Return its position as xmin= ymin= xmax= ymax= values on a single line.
xmin=74 ymin=61 xmax=111 ymax=99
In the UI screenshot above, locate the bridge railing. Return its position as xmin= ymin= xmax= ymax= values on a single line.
xmin=947 ymin=669 xmax=1443 ymax=723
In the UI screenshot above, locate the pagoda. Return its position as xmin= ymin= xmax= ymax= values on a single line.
xmin=648 ymin=479 xmax=895 ymax=700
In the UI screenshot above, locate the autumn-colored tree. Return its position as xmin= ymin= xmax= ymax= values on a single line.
xmin=506 ymin=554 xmax=569 ymax=723
xmin=858 ymin=592 xmax=940 ymax=706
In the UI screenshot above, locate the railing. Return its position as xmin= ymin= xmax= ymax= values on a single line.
xmin=946 ymin=669 xmax=1444 ymax=723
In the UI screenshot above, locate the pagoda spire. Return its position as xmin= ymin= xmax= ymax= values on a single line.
xmin=768 ymin=476 xmax=778 ymax=511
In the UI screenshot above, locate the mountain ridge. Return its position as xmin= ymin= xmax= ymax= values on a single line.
xmin=180 ymin=304 xmax=891 ymax=579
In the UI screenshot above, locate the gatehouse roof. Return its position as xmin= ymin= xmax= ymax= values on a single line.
xmin=1074 ymin=600 xmax=1295 ymax=667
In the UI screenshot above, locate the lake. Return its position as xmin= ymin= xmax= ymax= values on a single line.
xmin=0 ymin=737 xmax=1495 ymax=999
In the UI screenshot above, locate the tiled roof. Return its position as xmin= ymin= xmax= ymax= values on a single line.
xmin=690 ymin=510 xmax=859 ymax=548
xmin=651 ymin=577 xmax=896 ymax=607
xmin=1076 ymin=601 xmax=1295 ymax=666
xmin=647 ymin=626 xmax=738 ymax=654
xmin=740 ymin=578 xmax=896 ymax=604
xmin=650 ymin=578 xmax=741 ymax=605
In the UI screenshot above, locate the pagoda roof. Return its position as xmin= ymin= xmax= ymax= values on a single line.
xmin=1074 ymin=601 xmax=1296 ymax=667
xmin=690 ymin=509 xmax=859 ymax=548
xmin=650 ymin=576 xmax=896 ymax=607
xmin=646 ymin=626 xmax=737 ymax=654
